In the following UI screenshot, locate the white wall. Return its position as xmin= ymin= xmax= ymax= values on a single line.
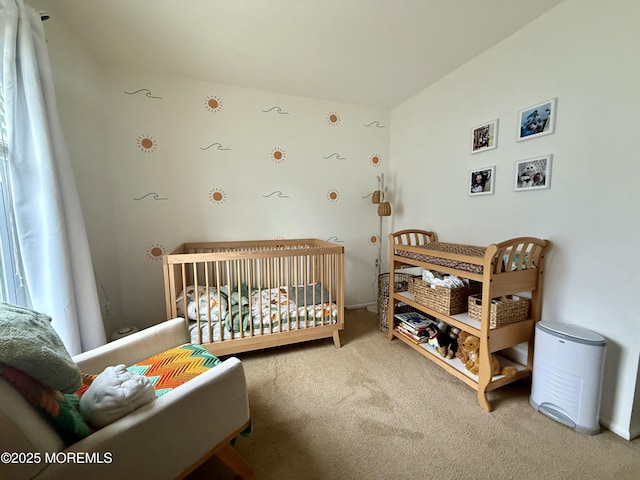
xmin=101 ymin=68 xmax=389 ymax=330
xmin=390 ymin=0 xmax=640 ymax=439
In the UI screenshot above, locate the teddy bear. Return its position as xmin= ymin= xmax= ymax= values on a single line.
xmin=456 ymin=330 xmax=471 ymax=365
xmin=460 ymin=335 xmax=517 ymax=377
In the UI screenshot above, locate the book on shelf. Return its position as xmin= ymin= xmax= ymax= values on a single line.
xmin=394 ymin=311 xmax=438 ymax=335
xmin=394 ymin=326 xmax=428 ymax=344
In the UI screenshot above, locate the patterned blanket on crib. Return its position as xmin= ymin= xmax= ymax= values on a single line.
xmin=177 ymin=283 xmax=336 ymax=331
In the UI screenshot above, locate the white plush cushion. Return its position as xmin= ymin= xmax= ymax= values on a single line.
xmin=79 ymin=365 xmax=155 ymax=428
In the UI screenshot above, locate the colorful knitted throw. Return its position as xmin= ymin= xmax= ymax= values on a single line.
xmin=127 ymin=343 xmax=221 ymax=397
xmin=0 ymin=365 xmax=91 ymax=445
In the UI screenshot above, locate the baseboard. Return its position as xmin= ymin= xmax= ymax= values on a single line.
xmin=346 ymin=302 xmax=375 ymax=310
xmin=600 ymin=417 xmax=635 ymax=440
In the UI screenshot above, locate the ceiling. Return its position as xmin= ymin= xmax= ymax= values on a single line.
xmin=31 ymin=0 xmax=565 ymax=109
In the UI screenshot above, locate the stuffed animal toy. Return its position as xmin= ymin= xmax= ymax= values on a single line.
xmin=425 ymin=324 xmax=456 ymax=359
xmin=456 ymin=330 xmax=471 ymax=364
xmin=448 ymin=327 xmax=460 ymax=355
xmin=461 ymin=335 xmax=517 ymax=377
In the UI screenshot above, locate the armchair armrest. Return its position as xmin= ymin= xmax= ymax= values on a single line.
xmin=38 ymin=357 xmax=250 ymax=480
xmin=73 ymin=318 xmax=190 ymax=374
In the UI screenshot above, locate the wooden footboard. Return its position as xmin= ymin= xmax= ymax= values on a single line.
xmin=162 ymin=239 xmax=344 ymax=356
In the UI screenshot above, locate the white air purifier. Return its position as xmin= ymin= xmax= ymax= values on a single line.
xmin=530 ymin=321 xmax=606 ymax=435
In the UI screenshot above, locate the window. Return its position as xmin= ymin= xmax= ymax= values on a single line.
xmin=0 ymin=85 xmax=29 ymax=306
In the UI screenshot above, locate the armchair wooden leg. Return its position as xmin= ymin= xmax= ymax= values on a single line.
xmin=178 ymin=422 xmax=253 ymax=479
xmin=214 ymin=441 xmax=254 ymax=480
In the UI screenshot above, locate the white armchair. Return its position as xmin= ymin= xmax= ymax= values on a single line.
xmin=0 ymin=318 xmax=253 ymax=480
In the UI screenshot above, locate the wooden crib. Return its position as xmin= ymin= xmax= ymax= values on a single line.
xmin=163 ymin=238 xmax=344 ymax=356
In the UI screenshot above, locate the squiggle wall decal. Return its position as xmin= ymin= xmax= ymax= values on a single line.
xmin=262 ymin=106 xmax=290 ymax=114
xmin=124 ymin=89 xmax=162 ymax=99
xmin=364 ymin=120 xmax=385 ymax=128
xmin=326 ymin=236 xmax=344 ymax=243
xmin=200 ymin=142 xmax=231 ymax=151
xmin=133 ymin=192 xmax=169 ymax=201
xmin=323 ymin=152 xmax=346 ymax=160
xmin=263 ymin=191 xmax=290 ymax=198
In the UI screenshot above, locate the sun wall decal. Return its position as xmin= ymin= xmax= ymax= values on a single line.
xmin=327 ymin=112 xmax=340 ymax=126
xmin=147 ymin=244 xmax=166 ymax=260
xmin=370 ymin=154 xmax=382 ymax=167
xmin=327 ymin=189 xmax=339 ymax=202
xmin=368 ymin=234 xmax=379 ymax=246
xmin=204 ymin=95 xmax=223 ymax=113
xmin=271 ymin=148 xmax=286 ymax=163
xmin=137 ymin=135 xmax=157 ymax=153
xmin=209 ymin=188 xmax=226 ymax=204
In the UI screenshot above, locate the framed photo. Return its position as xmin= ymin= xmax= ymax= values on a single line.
xmin=514 ymin=154 xmax=552 ymax=191
xmin=517 ymin=97 xmax=557 ymax=141
xmin=471 ymin=119 xmax=498 ymax=154
xmin=469 ymin=166 xmax=495 ymax=196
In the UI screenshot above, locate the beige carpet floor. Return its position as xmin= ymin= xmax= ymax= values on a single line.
xmin=188 ymin=308 xmax=640 ymax=480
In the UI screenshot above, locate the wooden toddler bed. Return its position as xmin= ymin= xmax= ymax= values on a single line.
xmin=163 ymin=238 xmax=344 ymax=356
xmin=387 ymin=229 xmax=548 ymax=411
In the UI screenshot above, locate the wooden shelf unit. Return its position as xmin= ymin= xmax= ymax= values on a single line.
xmin=386 ymin=229 xmax=548 ymax=411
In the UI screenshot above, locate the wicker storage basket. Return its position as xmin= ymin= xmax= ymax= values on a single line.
xmin=377 ymin=272 xmax=415 ymax=333
xmin=409 ymin=277 xmax=481 ymax=315
xmin=468 ymin=294 xmax=530 ymax=328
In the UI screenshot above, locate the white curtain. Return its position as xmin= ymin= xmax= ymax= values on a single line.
xmin=0 ymin=0 xmax=106 ymax=354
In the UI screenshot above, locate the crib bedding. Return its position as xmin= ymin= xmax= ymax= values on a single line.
xmin=189 ymin=305 xmax=338 ymax=344
xmin=177 ymin=283 xmax=339 ymax=343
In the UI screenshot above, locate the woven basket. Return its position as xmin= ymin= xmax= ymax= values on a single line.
xmin=409 ymin=277 xmax=481 ymax=315
xmin=468 ymin=294 xmax=530 ymax=328
xmin=377 ymin=201 xmax=392 ymax=217
xmin=377 ymin=272 xmax=415 ymax=333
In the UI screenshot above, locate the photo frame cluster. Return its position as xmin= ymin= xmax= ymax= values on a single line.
xmin=468 ymin=97 xmax=557 ymax=196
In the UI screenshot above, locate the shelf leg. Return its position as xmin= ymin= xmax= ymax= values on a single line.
xmin=477 ymin=389 xmax=492 ymax=412
xmin=477 ymin=338 xmax=494 ymax=412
